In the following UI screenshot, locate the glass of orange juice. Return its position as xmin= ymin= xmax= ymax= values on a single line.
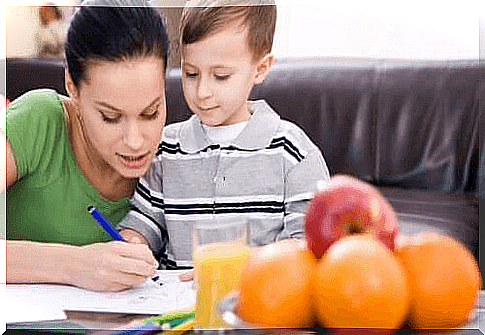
xmin=193 ymin=217 xmax=251 ymax=331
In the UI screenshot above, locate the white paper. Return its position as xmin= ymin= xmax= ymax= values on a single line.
xmin=6 ymin=270 xmax=196 ymax=321
xmin=4 ymin=283 xmax=67 ymax=323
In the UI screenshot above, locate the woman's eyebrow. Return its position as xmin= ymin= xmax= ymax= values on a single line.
xmin=94 ymin=96 xmax=162 ymax=113
xmin=94 ymin=101 xmax=123 ymax=113
xmin=181 ymin=62 xmax=196 ymax=70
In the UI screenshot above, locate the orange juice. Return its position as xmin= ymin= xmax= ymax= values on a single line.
xmin=194 ymin=241 xmax=251 ymax=328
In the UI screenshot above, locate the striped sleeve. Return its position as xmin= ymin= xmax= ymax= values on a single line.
xmin=277 ymin=123 xmax=331 ymax=241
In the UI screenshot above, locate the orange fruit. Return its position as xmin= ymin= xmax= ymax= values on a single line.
xmin=395 ymin=232 xmax=482 ymax=329
xmin=237 ymin=239 xmax=317 ymax=328
xmin=312 ymin=234 xmax=410 ymax=330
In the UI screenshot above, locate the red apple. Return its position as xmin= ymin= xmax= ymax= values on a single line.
xmin=304 ymin=175 xmax=399 ymax=259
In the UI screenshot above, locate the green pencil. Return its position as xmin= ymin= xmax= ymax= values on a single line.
xmin=143 ymin=309 xmax=195 ymax=325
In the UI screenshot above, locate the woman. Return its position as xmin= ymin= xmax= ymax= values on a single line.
xmin=5 ymin=0 xmax=169 ymax=292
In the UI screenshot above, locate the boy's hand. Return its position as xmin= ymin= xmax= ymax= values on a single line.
xmin=120 ymin=228 xmax=150 ymax=245
xmin=178 ymin=270 xmax=194 ymax=282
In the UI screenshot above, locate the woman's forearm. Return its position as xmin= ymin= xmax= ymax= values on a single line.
xmin=6 ymin=239 xmax=159 ymax=292
xmin=6 ymin=240 xmax=76 ymax=285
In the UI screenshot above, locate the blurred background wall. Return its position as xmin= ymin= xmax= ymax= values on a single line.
xmin=4 ymin=0 xmax=482 ymax=63
xmin=5 ymin=2 xmax=185 ymax=66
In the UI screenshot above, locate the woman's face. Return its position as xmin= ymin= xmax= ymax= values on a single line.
xmin=72 ymin=56 xmax=166 ymax=179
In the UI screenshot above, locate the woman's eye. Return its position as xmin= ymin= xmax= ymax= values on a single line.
xmin=142 ymin=108 xmax=159 ymax=120
xmin=100 ymin=112 xmax=120 ymax=124
xmin=185 ymin=71 xmax=198 ymax=78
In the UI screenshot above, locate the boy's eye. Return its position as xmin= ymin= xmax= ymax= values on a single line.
xmin=100 ymin=111 xmax=121 ymax=124
xmin=214 ymin=74 xmax=230 ymax=81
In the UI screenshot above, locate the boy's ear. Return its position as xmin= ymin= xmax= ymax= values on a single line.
xmin=64 ymin=69 xmax=79 ymax=101
xmin=254 ymin=53 xmax=275 ymax=85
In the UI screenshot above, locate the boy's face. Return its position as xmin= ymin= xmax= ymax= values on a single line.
xmin=181 ymin=23 xmax=272 ymax=127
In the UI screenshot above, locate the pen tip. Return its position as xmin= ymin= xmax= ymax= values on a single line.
xmin=87 ymin=206 xmax=94 ymax=212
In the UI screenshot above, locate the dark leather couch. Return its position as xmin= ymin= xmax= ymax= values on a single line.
xmin=4 ymin=57 xmax=482 ymax=276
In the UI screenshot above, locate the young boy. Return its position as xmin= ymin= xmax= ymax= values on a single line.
xmin=119 ymin=0 xmax=330 ymax=269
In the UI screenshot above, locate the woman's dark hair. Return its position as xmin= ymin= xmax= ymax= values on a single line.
xmin=65 ymin=0 xmax=169 ymax=87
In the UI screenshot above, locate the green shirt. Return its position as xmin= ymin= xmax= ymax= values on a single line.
xmin=6 ymin=89 xmax=131 ymax=246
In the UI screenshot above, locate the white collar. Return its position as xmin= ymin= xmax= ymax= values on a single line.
xmin=201 ymin=120 xmax=249 ymax=145
xmin=178 ymin=100 xmax=280 ymax=153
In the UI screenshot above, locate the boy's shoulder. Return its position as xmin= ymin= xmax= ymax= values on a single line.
xmin=162 ymin=116 xmax=197 ymax=143
xmin=273 ymin=118 xmax=320 ymax=155
xmin=250 ymin=100 xmax=318 ymax=151
xmin=275 ymin=118 xmax=310 ymax=140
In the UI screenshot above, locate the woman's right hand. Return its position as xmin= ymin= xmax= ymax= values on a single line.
xmin=67 ymin=241 xmax=159 ymax=292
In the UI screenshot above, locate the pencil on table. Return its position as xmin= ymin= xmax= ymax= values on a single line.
xmin=162 ymin=318 xmax=196 ymax=334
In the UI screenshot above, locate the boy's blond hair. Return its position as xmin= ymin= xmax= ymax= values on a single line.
xmin=180 ymin=0 xmax=276 ymax=61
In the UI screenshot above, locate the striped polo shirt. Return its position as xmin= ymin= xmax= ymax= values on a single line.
xmin=119 ymin=100 xmax=330 ymax=269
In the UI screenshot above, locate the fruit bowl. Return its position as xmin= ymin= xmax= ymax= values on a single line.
xmin=217 ymin=291 xmax=254 ymax=328
xmin=217 ymin=291 xmax=480 ymax=335
xmin=217 ymin=292 xmax=313 ymax=334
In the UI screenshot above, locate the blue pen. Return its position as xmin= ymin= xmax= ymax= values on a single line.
xmin=88 ymin=206 xmax=126 ymax=241
xmin=88 ymin=206 xmax=160 ymax=281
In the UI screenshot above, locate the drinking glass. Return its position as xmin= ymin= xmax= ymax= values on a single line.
xmin=193 ymin=217 xmax=251 ymax=330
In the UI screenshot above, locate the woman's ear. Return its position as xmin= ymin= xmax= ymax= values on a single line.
xmin=64 ymin=69 xmax=79 ymax=101
xmin=254 ymin=53 xmax=275 ymax=85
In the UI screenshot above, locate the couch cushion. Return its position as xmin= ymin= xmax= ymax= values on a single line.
xmin=6 ymin=58 xmax=67 ymax=101
xmin=375 ymin=61 xmax=481 ymax=195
